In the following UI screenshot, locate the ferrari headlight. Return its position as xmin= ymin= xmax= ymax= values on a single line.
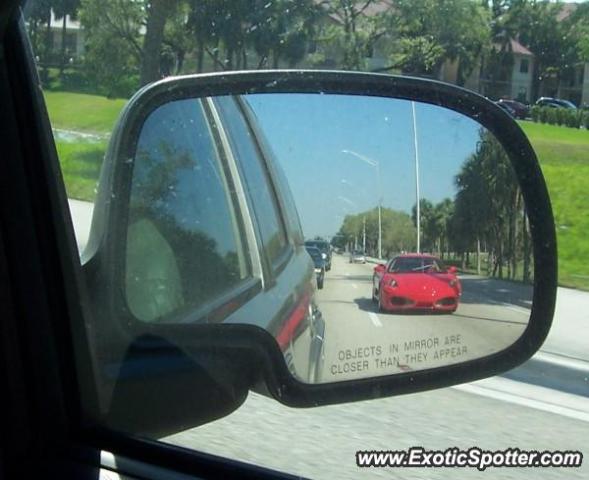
xmin=449 ymin=279 xmax=457 ymax=287
xmin=389 ymin=279 xmax=398 ymax=287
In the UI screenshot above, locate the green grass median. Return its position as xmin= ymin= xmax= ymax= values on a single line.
xmin=519 ymin=121 xmax=589 ymax=290
xmin=45 ymin=91 xmax=126 ymax=134
xmin=56 ymin=140 xmax=106 ymax=201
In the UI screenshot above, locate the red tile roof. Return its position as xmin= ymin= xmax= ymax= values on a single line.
xmin=509 ymin=38 xmax=533 ymax=56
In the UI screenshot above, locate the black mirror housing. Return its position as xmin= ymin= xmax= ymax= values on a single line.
xmin=80 ymin=71 xmax=556 ymax=434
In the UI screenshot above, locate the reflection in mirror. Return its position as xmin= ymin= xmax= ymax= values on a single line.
xmin=125 ymin=93 xmax=532 ymax=386
xmin=244 ymin=94 xmax=532 ymax=383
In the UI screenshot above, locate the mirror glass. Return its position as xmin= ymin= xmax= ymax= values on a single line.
xmin=127 ymin=93 xmax=533 ymax=384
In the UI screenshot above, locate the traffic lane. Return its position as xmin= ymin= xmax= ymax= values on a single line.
xmin=458 ymin=274 xmax=533 ymax=310
xmin=341 ymin=255 xmax=533 ymax=312
xmin=313 ymin=254 xmax=528 ymax=383
xmin=164 ymin=385 xmax=589 ymax=480
xmin=542 ymin=287 xmax=589 ymax=362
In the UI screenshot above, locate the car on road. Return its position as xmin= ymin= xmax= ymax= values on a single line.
xmin=495 ymin=100 xmax=516 ymax=117
xmin=305 ymin=246 xmax=325 ymax=289
xmin=349 ymin=250 xmax=367 ymax=264
xmin=305 ymin=240 xmax=332 ymax=270
xmin=496 ymin=99 xmax=529 ymax=119
xmin=372 ymin=254 xmax=462 ymax=313
xmin=535 ymin=97 xmax=577 ymax=109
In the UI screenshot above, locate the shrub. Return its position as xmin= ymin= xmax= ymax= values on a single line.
xmin=546 ymin=108 xmax=557 ymax=125
xmin=530 ymin=106 xmax=540 ymax=122
xmin=538 ymin=107 xmax=548 ymax=123
xmin=570 ymin=110 xmax=583 ymax=129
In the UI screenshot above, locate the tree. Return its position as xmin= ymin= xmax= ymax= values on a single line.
xmin=507 ymin=1 xmax=576 ymax=100
xmin=24 ymin=0 xmax=53 ymax=84
xmin=387 ymin=0 xmax=490 ymax=84
xmin=140 ymin=0 xmax=172 ymax=86
xmin=566 ymin=3 xmax=589 ymax=65
xmin=249 ymin=0 xmax=319 ymax=69
xmin=53 ymin=0 xmax=81 ymax=77
xmin=80 ymin=0 xmax=143 ymax=97
xmin=80 ymin=0 xmax=176 ymax=94
xmin=451 ymin=129 xmax=529 ymax=280
xmin=337 ymin=207 xmax=415 ymax=257
xmin=318 ymin=0 xmax=388 ymax=70
xmin=411 ymin=198 xmax=436 ymax=252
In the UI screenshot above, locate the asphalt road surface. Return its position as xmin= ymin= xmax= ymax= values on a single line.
xmin=296 ymin=254 xmax=530 ymax=383
xmin=164 ymin=377 xmax=588 ymax=479
xmin=163 ymin=254 xmax=587 ymax=479
xmin=67 ymin=201 xmax=588 ymax=478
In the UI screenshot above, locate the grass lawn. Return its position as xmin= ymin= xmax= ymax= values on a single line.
xmin=45 ymin=91 xmax=118 ymax=201
xmin=519 ymin=121 xmax=589 ymax=290
xmin=45 ymin=91 xmax=126 ymax=134
xmin=56 ymin=140 xmax=106 ymax=201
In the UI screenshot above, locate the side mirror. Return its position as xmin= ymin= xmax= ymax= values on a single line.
xmin=448 ymin=266 xmax=458 ymax=274
xmin=80 ymin=71 xmax=556 ymax=435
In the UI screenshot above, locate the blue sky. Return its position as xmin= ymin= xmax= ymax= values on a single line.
xmin=246 ymin=94 xmax=484 ymax=239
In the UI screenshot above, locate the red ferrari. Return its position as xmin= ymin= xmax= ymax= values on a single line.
xmin=372 ymin=254 xmax=462 ymax=313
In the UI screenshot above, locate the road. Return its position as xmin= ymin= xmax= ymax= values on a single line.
xmin=68 ymin=200 xmax=588 ymax=478
xmin=164 ymin=373 xmax=588 ymax=479
xmin=163 ymin=254 xmax=588 ymax=479
xmin=300 ymin=255 xmax=529 ymax=383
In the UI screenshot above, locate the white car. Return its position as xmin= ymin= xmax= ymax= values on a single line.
xmin=349 ymin=250 xmax=367 ymax=264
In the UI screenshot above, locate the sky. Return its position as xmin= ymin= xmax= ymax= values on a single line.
xmin=246 ymin=94 xmax=488 ymax=239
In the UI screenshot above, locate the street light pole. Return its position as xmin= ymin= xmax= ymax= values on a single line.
xmin=412 ymin=101 xmax=421 ymax=254
xmin=342 ymin=149 xmax=382 ymax=260
xmin=376 ymin=161 xmax=382 ymax=260
xmin=363 ymin=216 xmax=366 ymax=253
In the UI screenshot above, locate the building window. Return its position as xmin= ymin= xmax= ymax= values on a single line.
xmin=520 ymin=59 xmax=529 ymax=74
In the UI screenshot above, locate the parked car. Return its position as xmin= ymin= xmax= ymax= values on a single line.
xmin=372 ymin=254 xmax=462 ymax=313
xmin=305 ymin=240 xmax=332 ymax=270
xmin=497 ymin=99 xmax=529 ymax=119
xmin=349 ymin=250 xmax=367 ymax=264
xmin=535 ymin=97 xmax=577 ymax=109
xmin=495 ymin=100 xmax=516 ymax=117
xmin=305 ymin=246 xmax=325 ymax=289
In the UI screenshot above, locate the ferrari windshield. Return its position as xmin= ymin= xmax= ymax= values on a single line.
xmin=390 ymin=257 xmax=446 ymax=273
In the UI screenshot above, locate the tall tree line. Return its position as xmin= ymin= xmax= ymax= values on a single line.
xmin=450 ymin=129 xmax=532 ymax=282
xmin=25 ymin=0 xmax=589 ymax=101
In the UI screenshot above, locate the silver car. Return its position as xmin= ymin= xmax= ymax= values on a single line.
xmin=349 ymin=250 xmax=367 ymax=264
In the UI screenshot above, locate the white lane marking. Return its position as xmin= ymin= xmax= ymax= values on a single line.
xmin=453 ymin=377 xmax=589 ymax=423
xmin=351 ymin=283 xmax=358 ymax=289
xmin=345 ymin=272 xmax=350 ymax=277
xmin=368 ymin=312 xmax=383 ymax=327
